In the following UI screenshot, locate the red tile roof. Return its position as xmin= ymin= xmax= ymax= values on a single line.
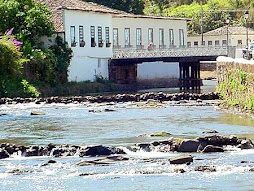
xmin=35 ymin=0 xmax=126 ymax=32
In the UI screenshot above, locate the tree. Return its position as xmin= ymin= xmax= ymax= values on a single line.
xmin=0 ymin=0 xmax=54 ymax=47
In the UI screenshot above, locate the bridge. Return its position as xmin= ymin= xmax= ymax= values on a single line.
xmin=113 ymin=46 xmax=229 ymax=59
xmin=109 ymin=46 xmax=234 ymax=90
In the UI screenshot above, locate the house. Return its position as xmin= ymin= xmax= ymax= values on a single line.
xmin=187 ymin=26 xmax=254 ymax=48
xmin=36 ymin=0 xmax=189 ymax=85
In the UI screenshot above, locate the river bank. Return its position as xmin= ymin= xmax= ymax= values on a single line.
xmin=0 ymin=92 xmax=219 ymax=105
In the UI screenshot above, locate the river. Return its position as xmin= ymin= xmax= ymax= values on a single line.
xmin=0 ymin=98 xmax=254 ymax=191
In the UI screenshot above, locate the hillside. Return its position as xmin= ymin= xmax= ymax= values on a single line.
xmin=84 ymin=0 xmax=254 ymax=34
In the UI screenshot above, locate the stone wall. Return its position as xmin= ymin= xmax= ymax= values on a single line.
xmin=217 ymin=57 xmax=254 ymax=83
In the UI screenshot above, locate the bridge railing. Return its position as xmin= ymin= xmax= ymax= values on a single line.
xmin=113 ymin=46 xmax=229 ymax=59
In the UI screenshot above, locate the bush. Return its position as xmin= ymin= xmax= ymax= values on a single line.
xmin=21 ymin=79 xmax=40 ymax=97
xmin=24 ymin=49 xmax=58 ymax=86
xmin=0 ymin=36 xmax=23 ymax=79
xmin=50 ymin=36 xmax=73 ymax=84
xmin=0 ymin=78 xmax=39 ymax=98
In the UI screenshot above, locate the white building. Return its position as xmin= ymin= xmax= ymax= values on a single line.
xmin=187 ymin=26 xmax=254 ymax=48
xmin=36 ymin=0 xmax=189 ymax=84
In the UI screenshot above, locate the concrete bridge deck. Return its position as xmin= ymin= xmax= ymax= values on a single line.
xmin=113 ymin=46 xmax=230 ymax=59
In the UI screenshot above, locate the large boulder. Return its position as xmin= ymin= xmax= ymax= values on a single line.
xmin=23 ymin=148 xmax=39 ymax=157
xmin=178 ymin=140 xmax=207 ymax=152
xmin=197 ymin=135 xmax=239 ymax=147
xmin=79 ymin=145 xmax=125 ymax=157
xmin=237 ymin=140 xmax=254 ymax=150
xmin=170 ymin=155 xmax=193 ymax=165
xmin=0 ymin=149 xmax=10 ymax=159
xmin=201 ymin=145 xmax=224 ymax=153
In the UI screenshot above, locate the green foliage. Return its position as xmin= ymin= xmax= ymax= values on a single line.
xmin=217 ymin=68 xmax=254 ymax=111
xmin=50 ymin=36 xmax=73 ymax=84
xmin=0 ymin=78 xmax=39 ymax=98
xmin=84 ymin=0 xmax=144 ymax=14
xmin=21 ymin=79 xmax=40 ymax=97
xmin=95 ymin=75 xmax=112 ymax=84
xmin=0 ymin=0 xmax=54 ymax=47
xmin=24 ymin=37 xmax=73 ymax=87
xmin=0 ymin=36 xmax=23 ymax=79
xmin=24 ymin=49 xmax=58 ymax=86
xmin=0 ymin=33 xmax=40 ymax=98
xmin=144 ymin=0 xmax=254 ymax=34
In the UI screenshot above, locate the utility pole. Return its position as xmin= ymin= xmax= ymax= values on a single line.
xmin=245 ymin=10 xmax=249 ymax=48
xmin=200 ymin=1 xmax=204 ymax=46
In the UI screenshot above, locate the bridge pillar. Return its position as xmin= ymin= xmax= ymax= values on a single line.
xmin=179 ymin=62 xmax=201 ymax=91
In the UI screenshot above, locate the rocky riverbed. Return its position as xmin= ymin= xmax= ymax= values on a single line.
xmin=0 ymin=92 xmax=219 ymax=105
xmin=1 ymin=135 xmax=253 ymax=164
xmin=1 ymin=99 xmax=254 ymax=190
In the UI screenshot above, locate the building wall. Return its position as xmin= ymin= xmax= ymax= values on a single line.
xmin=137 ymin=61 xmax=179 ymax=80
xmin=187 ymin=34 xmax=254 ymax=48
xmin=63 ymin=10 xmax=112 ymax=82
xmin=112 ymin=17 xmax=187 ymax=49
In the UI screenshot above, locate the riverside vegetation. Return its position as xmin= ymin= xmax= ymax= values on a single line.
xmin=217 ymin=63 xmax=254 ymax=112
xmin=0 ymin=0 xmax=72 ymax=98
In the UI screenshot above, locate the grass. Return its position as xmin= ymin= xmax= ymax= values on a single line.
xmin=217 ymin=66 xmax=254 ymax=111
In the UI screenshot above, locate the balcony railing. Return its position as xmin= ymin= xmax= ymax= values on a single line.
xmin=113 ymin=46 xmax=230 ymax=59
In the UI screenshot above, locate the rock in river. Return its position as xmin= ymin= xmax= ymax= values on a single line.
xmin=178 ymin=139 xmax=207 ymax=152
xmin=195 ymin=165 xmax=216 ymax=172
xmin=31 ymin=111 xmax=45 ymax=116
xmin=79 ymin=145 xmax=125 ymax=157
xmin=237 ymin=140 xmax=254 ymax=150
xmin=0 ymin=148 xmax=10 ymax=159
xmin=170 ymin=155 xmax=193 ymax=165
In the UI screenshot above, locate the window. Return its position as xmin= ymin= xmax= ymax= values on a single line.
xmin=79 ymin=26 xmax=85 ymax=47
xmin=238 ymin=40 xmax=242 ymax=45
xmin=222 ymin=40 xmax=227 ymax=46
xmin=179 ymin=29 xmax=185 ymax=47
xmin=201 ymin=41 xmax=205 ymax=46
xmin=148 ymin=28 xmax=153 ymax=44
xmin=70 ymin=26 xmax=76 ymax=47
xmin=91 ymin=26 xmax=96 ymax=47
xmin=215 ymin=40 xmax=220 ymax=46
xmin=159 ymin=28 xmax=165 ymax=48
xmin=187 ymin=42 xmax=191 ymax=47
xmin=124 ymin=28 xmax=130 ymax=47
xmin=98 ymin=26 xmax=103 ymax=47
xmin=136 ymin=28 xmax=142 ymax=47
xmin=113 ymin=28 xmax=119 ymax=47
xmin=194 ymin=41 xmax=198 ymax=46
xmin=105 ymin=27 xmax=110 ymax=47
xmin=169 ymin=29 xmax=174 ymax=47
xmin=208 ymin=41 xmax=212 ymax=46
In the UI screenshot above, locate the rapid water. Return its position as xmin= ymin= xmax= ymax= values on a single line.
xmin=0 ymin=101 xmax=254 ymax=191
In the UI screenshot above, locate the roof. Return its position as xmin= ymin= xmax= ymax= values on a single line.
xmin=113 ymin=14 xmax=191 ymax=21
xmin=35 ymin=0 xmax=190 ymax=33
xmin=203 ymin=26 xmax=254 ymax=36
xmin=35 ymin=0 xmax=126 ymax=32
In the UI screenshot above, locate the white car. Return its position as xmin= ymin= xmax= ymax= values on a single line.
xmin=243 ymin=41 xmax=254 ymax=60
